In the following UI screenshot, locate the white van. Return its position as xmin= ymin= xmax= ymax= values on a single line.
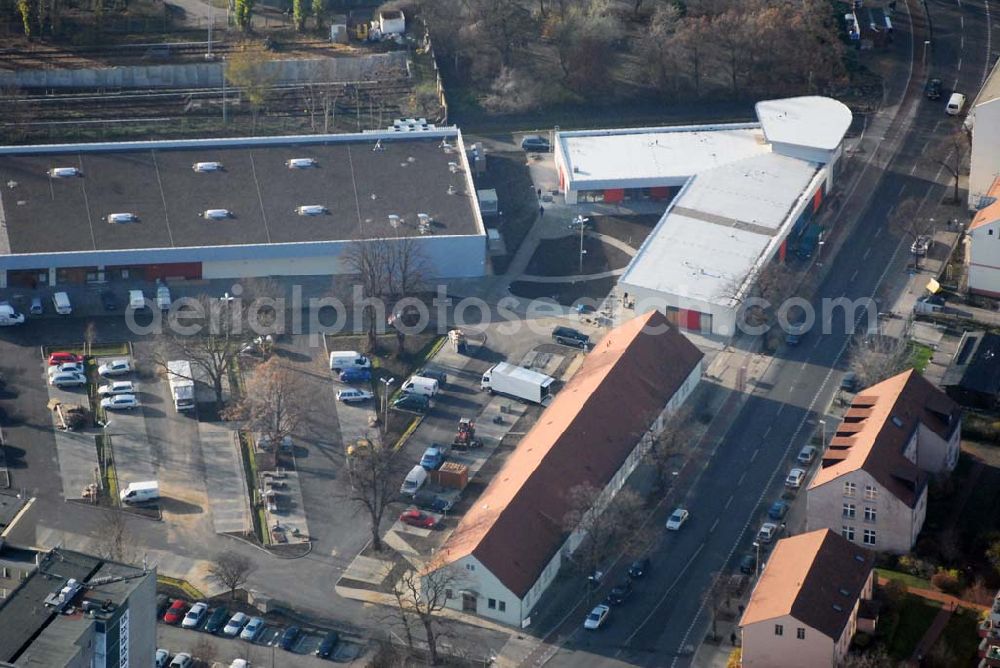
xmin=400 ymin=465 xmax=428 ymax=497
xmin=52 ymin=291 xmax=72 ymax=315
xmin=400 ymin=375 xmax=439 ymax=397
xmin=120 ymin=480 xmax=160 ymax=504
xmin=156 ymin=286 xmax=171 ymax=311
xmin=0 ymin=304 xmax=25 ymax=326
xmin=946 ymin=93 xmax=966 ymax=115
xmin=329 ymin=350 xmax=371 ymax=372
xmin=128 ymin=290 xmax=146 ymax=310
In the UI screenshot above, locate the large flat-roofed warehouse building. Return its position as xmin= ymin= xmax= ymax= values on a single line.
xmin=0 ymin=128 xmax=486 ymax=287
xmin=554 ymin=97 xmax=852 ymax=337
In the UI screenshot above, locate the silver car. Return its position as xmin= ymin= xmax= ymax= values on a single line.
xmin=98 ymin=380 xmax=135 ymax=396
xmin=100 ymin=394 xmax=139 ymax=410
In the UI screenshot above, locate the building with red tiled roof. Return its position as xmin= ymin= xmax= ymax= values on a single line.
xmin=806 ymin=369 xmax=961 ymax=553
xmin=424 ymin=310 xmax=703 ymax=626
xmin=740 ymin=529 xmax=875 ymax=668
xmin=968 ymin=176 xmax=1000 ymax=298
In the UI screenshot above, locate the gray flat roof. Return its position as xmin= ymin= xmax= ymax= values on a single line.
xmin=0 ymin=130 xmax=482 ymax=257
xmin=0 ymin=548 xmax=149 ymax=665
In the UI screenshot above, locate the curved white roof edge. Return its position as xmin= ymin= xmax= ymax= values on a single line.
xmin=755 ymin=96 xmax=852 ymax=152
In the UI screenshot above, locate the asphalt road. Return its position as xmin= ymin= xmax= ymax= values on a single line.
xmin=540 ymin=1 xmax=996 ymax=667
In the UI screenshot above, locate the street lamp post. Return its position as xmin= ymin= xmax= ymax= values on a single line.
xmin=923 ymin=39 xmax=931 ymax=65
xmin=753 ymin=541 xmax=761 ymax=579
xmin=380 ymin=377 xmax=395 ymax=439
xmin=819 ymin=419 xmax=827 ymax=452
xmin=574 ymin=215 xmax=590 ymax=274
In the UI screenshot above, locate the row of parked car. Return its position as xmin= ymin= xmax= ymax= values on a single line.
xmin=159 ymin=597 xmax=341 ymax=660
xmin=583 ymin=557 xmax=652 ymax=630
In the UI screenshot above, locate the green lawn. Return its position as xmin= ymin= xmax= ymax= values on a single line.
xmin=937 ymin=608 xmax=982 ymax=665
xmin=910 ymin=342 xmax=934 ymax=372
xmin=886 ymin=595 xmax=941 ymax=660
xmin=877 ymin=568 xmax=932 ymax=591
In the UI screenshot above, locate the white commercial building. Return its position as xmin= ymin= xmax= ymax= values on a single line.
xmin=554 ymin=97 xmax=852 ymax=336
xmin=966 ymin=58 xmax=1000 ymax=210
xmin=967 ymin=177 xmax=1000 ymax=297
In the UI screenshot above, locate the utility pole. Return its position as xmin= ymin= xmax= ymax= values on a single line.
xmin=207 ymin=0 xmax=214 ymax=59
xmin=380 ymin=377 xmax=395 ymax=440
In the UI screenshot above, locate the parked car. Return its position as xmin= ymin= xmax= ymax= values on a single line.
xmin=739 ymin=553 xmax=757 ymax=575
xmin=785 ymin=468 xmax=806 ymax=489
xmin=169 ymin=653 xmax=193 ymax=668
xmin=841 ymin=372 xmax=859 ymax=393
xmin=98 ymin=380 xmax=135 ymax=396
xmin=911 ymin=234 xmax=931 ymax=256
xmin=925 ymin=77 xmax=943 ymax=100
xmin=583 ymin=604 xmax=610 ymax=630
xmin=757 ymin=522 xmax=779 ymax=544
xmin=337 ymin=388 xmax=374 ymax=403
xmin=914 ymin=294 xmax=946 ymax=315
xmin=399 ymin=509 xmax=437 ymax=529
xmin=100 ymin=290 xmax=118 ymax=312
xmin=552 ymin=326 xmax=591 ymax=349
xmin=181 ymin=602 xmax=208 ymax=629
xmin=155 ymin=648 xmax=170 ymax=668
xmin=606 ymin=580 xmax=632 ymax=606
xmin=156 ymin=594 xmax=171 ymax=617
xmin=222 ymin=611 xmax=250 ymax=637
xmin=98 ymin=359 xmax=131 ymax=377
xmin=240 ymin=616 xmax=265 ymax=641
xmin=768 ymin=500 xmax=789 ymax=521
xmin=101 ymin=394 xmax=139 ymax=410
xmin=280 ymin=625 xmax=301 ymax=650
xmin=665 ymin=508 xmax=689 ymax=530
xmin=49 ymin=362 xmax=84 ymax=376
xmin=339 ymin=368 xmax=372 ymax=383
xmin=796 ymin=445 xmax=818 ymax=465
xmin=203 ymin=606 xmax=229 ymax=634
xmin=521 ymin=135 xmax=551 ymax=152
xmin=627 ymin=558 xmax=650 ymax=579
xmin=163 ymin=599 xmax=188 ymax=624
xmin=47 ymin=351 xmax=83 ymax=366
xmin=414 ymin=490 xmax=455 ymax=513
xmin=49 ymin=371 xmax=87 ymax=388
xmin=393 ymin=393 xmax=430 ymax=412
xmin=419 ymin=446 xmax=445 ymax=470
xmin=316 ymin=630 xmax=340 ymax=658
xmin=29 ymin=297 xmax=43 ymax=315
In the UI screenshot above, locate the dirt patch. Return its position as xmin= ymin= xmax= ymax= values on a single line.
xmin=508 ymin=277 xmax=617 ymax=307
xmin=590 ymin=214 xmax=662 ymax=248
xmin=471 ymin=152 xmax=538 ymax=274
xmin=525 ymin=235 xmax=631 ymax=277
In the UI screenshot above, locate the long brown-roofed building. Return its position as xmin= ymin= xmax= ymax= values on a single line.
xmin=424 ymin=310 xmax=703 ymax=626
xmin=740 ymin=529 xmax=875 ymax=668
xmin=806 ymin=369 xmax=960 ymax=553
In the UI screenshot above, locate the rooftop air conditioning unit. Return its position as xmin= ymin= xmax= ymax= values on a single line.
xmin=418 ymin=213 xmax=431 ymax=226
xmin=447 ymin=185 xmax=456 ymax=195
xmin=107 ymin=213 xmax=137 ymax=224
xmin=388 ymin=214 xmax=401 ymax=228
xmin=286 ymin=158 xmax=317 ymax=169
xmin=193 ymin=162 xmax=223 ymax=172
xmin=48 ymin=167 xmax=80 ymax=178
xmin=448 ymin=162 xmax=460 ymax=173
xmin=295 ymin=205 xmax=328 ymax=216
xmin=203 ymin=209 xmax=231 ymax=220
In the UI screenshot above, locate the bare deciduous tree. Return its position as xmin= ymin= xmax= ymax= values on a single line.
xmin=207 ymin=550 xmax=257 ymax=599
xmin=648 ymin=406 xmax=697 ymax=493
xmin=345 ymin=438 xmax=403 ymax=552
xmin=933 ymin=129 xmax=970 ymax=205
xmin=94 ymin=509 xmax=137 ymax=564
xmin=839 ymin=647 xmax=894 ymax=668
xmin=848 ymin=332 xmax=912 ymax=389
xmin=563 ymin=483 xmax=645 ymax=598
xmin=344 ymin=239 xmax=392 ymax=353
xmin=391 ymin=566 xmax=462 ymax=666
xmin=702 ymin=571 xmax=739 ymax=642
xmin=223 ymin=358 xmax=307 ymax=454
xmin=154 ymin=294 xmax=256 ymax=406
xmin=888 ymin=197 xmax=937 ymax=268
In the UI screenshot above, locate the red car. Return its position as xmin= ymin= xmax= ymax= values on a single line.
xmin=48 ymin=352 xmax=83 ymax=366
xmin=399 ymin=509 xmax=436 ymax=529
xmin=163 ymin=599 xmax=188 ymax=624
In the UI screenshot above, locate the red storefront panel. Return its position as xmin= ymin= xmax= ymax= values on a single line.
xmin=779 ymin=239 xmax=787 ymax=263
xmin=678 ymin=309 xmax=702 ymax=330
xmin=604 ymin=189 xmax=625 ymax=203
xmin=650 ymin=186 xmax=671 ymax=200
xmin=145 ymin=263 xmax=203 ymax=280
xmin=812 ymin=188 xmax=823 ymax=213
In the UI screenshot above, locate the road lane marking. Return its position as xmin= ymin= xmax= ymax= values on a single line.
xmin=875 ymin=226 xmax=883 ymax=238
xmin=763 ymin=426 xmax=772 ymax=438
xmin=710 ymin=518 xmax=719 ymax=533
xmin=851 ymin=269 xmax=859 ymax=281
xmin=909 ymin=163 xmax=917 ymax=175
xmin=751 ymin=448 xmax=759 ymax=462
xmin=863 ymin=247 xmax=872 ymax=260
xmin=725 ymin=495 xmax=734 ymax=509
xmin=984 ymin=0 xmax=993 ymax=85
xmin=621 ymin=543 xmax=705 ymax=648
xmin=776 ymin=403 xmax=785 ymax=416
xmin=738 ymin=471 xmax=747 ymax=486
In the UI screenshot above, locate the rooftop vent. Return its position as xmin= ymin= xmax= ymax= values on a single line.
xmin=449 ymin=161 xmax=460 ymax=173
xmin=418 ymin=213 xmax=431 ymax=226
xmin=388 ymin=214 xmax=401 ymax=228
xmin=891 ymin=416 xmax=903 ymax=428
xmin=44 ymin=578 xmax=83 ymax=612
xmin=203 ymin=209 xmax=232 ymax=220
xmin=854 ymin=554 xmax=866 ymax=562
xmin=440 ymin=140 xmax=453 ymax=152
xmin=447 ymin=185 xmax=456 ymax=195
xmin=193 ymin=162 xmax=223 ymax=172
xmin=839 ymin=587 xmax=850 ymax=596
xmin=286 ymin=158 xmax=317 ymax=169
xmin=107 ymin=212 xmax=138 ymax=224
xmin=373 ymin=140 xmax=385 ymax=152
xmin=832 ymin=604 xmax=844 ymax=612
xmin=48 ymin=167 xmax=80 ymax=178
xmin=295 ymin=205 xmax=328 ymax=216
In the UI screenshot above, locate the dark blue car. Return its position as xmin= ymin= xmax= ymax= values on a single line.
xmin=339 ymin=368 xmax=371 ymax=383
xmin=316 ymin=630 xmax=340 ymax=658
xmin=768 ymin=500 xmax=789 ymax=521
xmin=280 ymin=625 xmax=300 ymax=651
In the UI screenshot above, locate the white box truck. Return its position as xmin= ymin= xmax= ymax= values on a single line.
xmin=167 ymin=360 xmax=196 ymax=412
xmin=481 ymin=362 xmax=555 ymax=404
xmin=120 ymin=480 xmax=159 ymax=504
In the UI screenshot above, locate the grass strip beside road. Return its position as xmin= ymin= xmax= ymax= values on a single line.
xmin=237 ymin=431 xmax=268 ymax=545
xmin=157 ymin=575 xmax=206 ymax=601
xmin=43 ymin=342 xmax=130 ymax=358
xmin=95 ymin=434 xmax=118 ymax=506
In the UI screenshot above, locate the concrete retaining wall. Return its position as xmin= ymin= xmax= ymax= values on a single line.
xmin=0 ymin=51 xmax=408 ymax=89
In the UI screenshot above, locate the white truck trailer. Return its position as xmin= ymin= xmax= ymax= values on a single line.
xmin=167 ymin=360 xmax=196 ymax=412
xmin=481 ymin=362 xmax=555 ymax=404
